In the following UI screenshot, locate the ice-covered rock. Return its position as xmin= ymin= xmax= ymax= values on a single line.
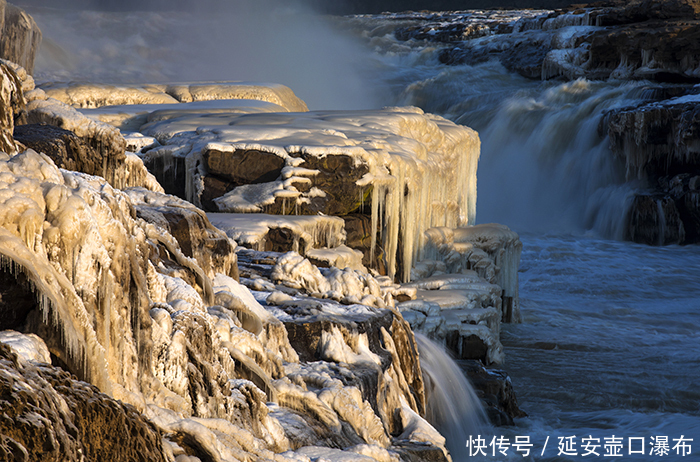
xmin=142 ymin=107 xmax=479 ymax=282
xmin=0 ymin=144 xmax=459 ymax=461
xmin=602 ymin=99 xmax=700 ymax=244
xmin=41 ymin=81 xmax=309 ymax=112
xmin=0 ymin=3 xmax=42 ymax=74
xmin=126 ymin=188 xmax=238 ymax=280
xmin=209 ymin=212 xmax=346 ymax=254
xmin=0 ymin=60 xmax=25 ymax=155
xmin=423 ymin=224 xmax=523 ymax=323
xmin=0 ymin=329 xmax=50 ymax=363
xmin=24 ymin=94 xmax=163 ymax=192
xmin=13 ymin=123 xmax=163 ymax=193
xmin=395 ymin=224 xmax=522 ymax=365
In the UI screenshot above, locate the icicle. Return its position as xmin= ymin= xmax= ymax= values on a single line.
xmin=370 ymin=186 xmax=379 ymax=267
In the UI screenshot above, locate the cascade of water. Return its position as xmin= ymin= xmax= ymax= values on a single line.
xmin=354 ymin=22 xmax=654 ymax=237
xmin=415 ymin=333 xmax=490 ymax=460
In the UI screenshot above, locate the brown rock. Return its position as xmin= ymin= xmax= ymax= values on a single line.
xmin=129 ymin=190 xmax=239 ymax=280
xmin=0 ymin=344 xmax=169 ymax=462
xmin=282 ymin=305 xmax=425 ymax=434
xmin=626 ymin=194 xmax=685 ymax=245
xmin=343 ymin=213 xmax=386 ymax=274
xmin=13 ymin=124 xmax=89 ymax=172
xmin=604 ymin=102 xmax=700 ymax=179
xmin=26 ymin=99 xmax=131 ymax=189
xmin=203 ymin=148 xmax=285 ymax=186
xmin=0 ymin=61 xmax=24 ymax=155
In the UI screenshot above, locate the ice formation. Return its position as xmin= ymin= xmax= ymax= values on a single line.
xmin=423 ymin=224 xmax=523 ymax=323
xmin=107 ymin=104 xmax=479 ymax=282
xmin=394 ymin=224 xmax=522 ymax=365
xmin=208 ymin=212 xmax=346 ymax=255
xmin=0 ymin=147 xmax=449 ymax=461
xmin=40 ymin=81 xmax=309 ymax=112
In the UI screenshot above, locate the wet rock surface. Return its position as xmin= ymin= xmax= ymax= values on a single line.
xmin=459 ymin=359 xmax=527 ymax=426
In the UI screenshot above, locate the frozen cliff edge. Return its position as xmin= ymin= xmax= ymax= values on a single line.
xmin=0 ymin=14 xmax=525 ymax=458
xmin=0 ymin=73 xmax=457 ymax=461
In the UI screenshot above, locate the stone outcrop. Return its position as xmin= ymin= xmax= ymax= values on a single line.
xmin=22 ymin=91 xmax=163 ymax=192
xmin=0 ymin=60 xmax=25 ymax=155
xmin=0 ymin=343 xmax=169 ymax=462
xmin=602 ymin=100 xmax=700 ymax=244
xmin=281 ymin=305 xmax=426 ymax=436
xmin=125 ymin=188 xmax=239 ymax=280
xmin=400 ymin=0 xmax=700 ymax=83
xmin=40 ymin=81 xmax=309 ymax=112
xmin=0 ymin=2 xmax=41 ymax=75
xmin=459 ymin=360 xmax=527 ymax=426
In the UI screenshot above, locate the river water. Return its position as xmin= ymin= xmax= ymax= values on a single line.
xmin=345 ymin=12 xmax=700 ymax=461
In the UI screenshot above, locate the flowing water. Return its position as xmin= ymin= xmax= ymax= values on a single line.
xmin=417 ymin=333 xmax=490 ymax=460
xmin=342 ymin=12 xmax=700 ymax=461
xmin=346 ymin=13 xmax=700 ymax=461
xmin=28 ymin=5 xmax=700 ymax=460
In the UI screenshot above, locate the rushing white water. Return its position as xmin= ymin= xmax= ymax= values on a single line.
xmin=416 ymin=333 xmax=490 ymax=461
xmin=496 ymin=234 xmax=700 ymax=461
xmin=344 ymin=13 xmax=700 ymax=462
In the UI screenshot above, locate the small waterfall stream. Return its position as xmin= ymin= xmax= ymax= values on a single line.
xmin=416 ymin=333 xmax=490 ymax=460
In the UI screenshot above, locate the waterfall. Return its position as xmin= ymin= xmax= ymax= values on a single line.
xmin=364 ymin=32 xmax=652 ymax=238
xmin=416 ymin=333 xmax=489 ymax=460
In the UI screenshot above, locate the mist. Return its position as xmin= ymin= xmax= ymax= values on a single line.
xmin=23 ymin=0 xmax=385 ymax=110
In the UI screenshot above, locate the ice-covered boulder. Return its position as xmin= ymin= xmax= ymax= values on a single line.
xmin=0 ymin=148 xmax=452 ymax=461
xmin=125 ymin=188 xmax=239 ymax=281
xmin=0 ymin=3 xmax=41 ymax=74
xmin=414 ymin=2 xmax=700 ymax=84
xmin=601 ymin=99 xmax=700 ymax=244
xmin=23 ymin=93 xmax=165 ymax=192
xmin=396 ymin=224 xmax=522 ymax=365
xmin=0 ymin=60 xmax=25 ymax=155
xmin=422 ymin=224 xmax=523 ymax=323
xmin=142 ymin=106 xmax=479 ymax=282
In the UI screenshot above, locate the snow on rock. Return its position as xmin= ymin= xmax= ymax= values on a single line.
xmin=208 ymin=212 xmax=346 ymax=255
xmin=24 ymin=92 xmax=162 ymax=192
xmin=397 ymin=224 xmax=522 ymax=365
xmin=0 ymin=147 xmax=453 ymax=461
xmin=305 ymin=245 xmax=366 ymax=272
xmin=82 ymin=98 xmax=291 ymax=134
xmin=140 ymin=107 xmax=479 ymax=282
xmin=125 ymin=188 xmax=238 ymax=281
xmin=423 ymin=224 xmax=523 ymax=323
xmin=0 ymin=60 xmax=26 ymax=155
xmin=270 ymin=251 xmax=400 ymax=308
xmin=0 ymin=329 xmax=50 ymax=363
xmin=40 ymin=81 xmax=309 ymax=112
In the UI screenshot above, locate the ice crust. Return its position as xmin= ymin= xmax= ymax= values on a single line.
xmin=136 ymin=106 xmax=479 ymax=282
xmin=0 ymin=149 xmax=446 ymax=461
xmin=40 ymin=81 xmax=309 ymax=112
xmin=0 ymin=65 xmax=514 ymax=460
